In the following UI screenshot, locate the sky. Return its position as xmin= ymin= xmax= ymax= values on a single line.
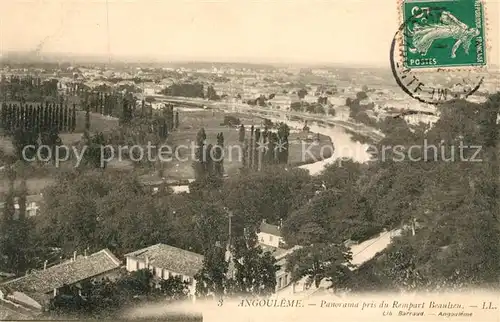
xmin=0 ymin=0 xmax=499 ymax=66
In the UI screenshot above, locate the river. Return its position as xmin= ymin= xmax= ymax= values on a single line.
xmin=263 ymin=116 xmax=373 ymax=175
xmin=171 ymin=115 xmax=372 ymax=193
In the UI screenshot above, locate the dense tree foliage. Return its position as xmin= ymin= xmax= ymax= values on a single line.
xmin=2 ymin=85 xmax=500 ymax=317
xmin=161 ymin=83 xmax=205 ymax=98
xmin=286 ymin=243 xmax=353 ymax=290
xmin=49 ymin=269 xmax=189 ymax=319
xmin=195 ymin=234 xmax=278 ymax=298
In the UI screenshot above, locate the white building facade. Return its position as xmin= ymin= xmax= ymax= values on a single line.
xmin=257 ymin=220 xmax=284 ymax=248
xmin=124 ymin=244 xmax=203 ymax=297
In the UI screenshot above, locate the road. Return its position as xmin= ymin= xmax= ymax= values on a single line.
xmin=160 ymin=96 xmax=384 ymax=143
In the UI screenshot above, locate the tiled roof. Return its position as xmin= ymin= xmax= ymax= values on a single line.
xmin=1 ymin=249 xmax=121 ymax=295
xmin=124 ymin=244 xmax=204 ymax=277
xmin=276 ymin=257 xmax=288 ymax=275
xmin=259 ymin=222 xmax=282 ymax=237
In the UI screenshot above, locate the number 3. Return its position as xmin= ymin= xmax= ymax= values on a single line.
xmin=218 ymin=298 xmax=224 ymax=306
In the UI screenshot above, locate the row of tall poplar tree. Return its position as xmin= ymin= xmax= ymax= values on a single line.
xmin=193 ymin=128 xmax=225 ymax=180
xmin=191 ymin=121 xmax=290 ymax=182
xmin=238 ymin=122 xmax=290 ymax=171
xmin=0 ymin=102 xmax=77 ymax=134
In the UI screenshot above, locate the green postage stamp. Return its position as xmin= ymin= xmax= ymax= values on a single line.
xmin=401 ymin=0 xmax=487 ymax=69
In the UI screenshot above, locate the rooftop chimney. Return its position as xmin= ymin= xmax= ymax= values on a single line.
xmin=44 ymin=260 xmax=48 ymax=270
xmin=73 ymin=251 xmax=77 ymax=261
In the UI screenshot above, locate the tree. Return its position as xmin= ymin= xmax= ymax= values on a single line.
xmin=264 ymin=132 xmax=276 ymax=166
xmin=11 ymin=126 xmax=38 ymax=161
xmin=118 ymin=269 xmax=154 ymax=296
xmin=80 ymin=132 xmax=110 ymax=169
xmin=174 ymin=111 xmax=180 ymax=129
xmin=214 ymin=132 xmax=225 ymax=177
xmin=83 ymin=278 xmax=123 ymax=316
xmin=193 ymin=128 xmax=207 ymax=180
xmin=161 ymin=83 xmax=205 ymax=98
xmin=40 ymin=125 xmax=63 ymax=164
xmin=356 ymin=91 xmax=368 ymax=100
xmin=17 ymin=176 xmax=27 ymax=220
xmin=314 ymin=104 xmax=325 ymax=114
xmin=85 ymin=101 xmax=91 ymax=130
xmin=290 ymin=102 xmax=302 ymax=112
xmin=277 ymin=123 xmax=290 ymax=164
xmin=297 ymin=89 xmax=308 ymax=99
xmin=352 ymin=95 xmax=500 ymax=292
xmin=0 ymin=165 xmax=35 ymax=275
xmin=230 ymin=234 xmax=278 ymax=296
xmin=36 ymin=171 xmax=113 ymax=255
xmin=207 ymin=86 xmax=220 ymax=100
xmin=0 ymin=174 xmax=16 ymax=270
xmin=286 ymin=243 xmax=353 ymax=290
xmin=159 ymin=276 xmax=189 ymax=300
xmin=238 ymin=124 xmax=245 ymax=143
xmin=204 ymin=143 xmax=215 ymax=177
xmin=223 ymin=115 xmax=240 ymax=126
xmin=145 ymin=96 xmax=156 ymax=103
xmin=195 ymin=246 xmax=229 ymax=297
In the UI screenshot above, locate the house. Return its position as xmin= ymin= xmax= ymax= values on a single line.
xmin=0 ymin=194 xmax=43 ymax=219
xmin=259 ymin=244 xmax=302 ymax=292
xmin=257 ymin=220 xmax=284 ymax=248
xmin=0 ymin=249 xmax=121 ymax=312
xmin=268 ymin=94 xmax=292 ymax=110
xmin=124 ymin=244 xmax=204 ymax=297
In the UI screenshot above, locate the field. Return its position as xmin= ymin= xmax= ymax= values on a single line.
xmin=162 ymin=109 xmax=333 ymax=180
xmin=74 ymin=111 xmax=120 ymax=134
xmin=0 ymin=109 xmax=121 ymax=195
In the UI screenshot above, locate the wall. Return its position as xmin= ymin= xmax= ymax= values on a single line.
xmin=26 ymin=202 xmax=39 ymax=217
xmin=275 ymin=271 xmax=292 ymax=291
xmin=126 ymin=257 xmax=139 ymax=272
xmin=257 ymin=232 xmax=283 ymax=248
xmin=125 ymin=257 xmax=196 ymax=295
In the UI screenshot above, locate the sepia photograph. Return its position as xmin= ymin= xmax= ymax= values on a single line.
xmin=0 ymin=0 xmax=499 ymax=320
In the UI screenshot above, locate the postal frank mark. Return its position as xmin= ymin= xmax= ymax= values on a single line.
xmin=402 ymin=0 xmax=487 ymax=69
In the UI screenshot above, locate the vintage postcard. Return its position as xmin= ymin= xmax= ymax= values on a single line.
xmin=0 ymin=0 xmax=499 ymax=321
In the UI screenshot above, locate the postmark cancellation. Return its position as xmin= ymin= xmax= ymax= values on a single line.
xmin=391 ymin=0 xmax=497 ymax=104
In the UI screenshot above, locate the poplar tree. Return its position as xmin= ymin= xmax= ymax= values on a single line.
xmin=214 ymin=132 xmax=225 ymax=177
xmin=71 ymin=103 xmax=77 ymax=132
xmin=254 ymin=128 xmax=261 ymax=171
xmin=248 ymin=126 xmax=254 ymax=169
xmin=175 ymin=111 xmax=180 ymax=129
xmin=193 ymin=128 xmax=207 ymax=180
xmin=238 ymin=124 xmax=245 ymax=143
